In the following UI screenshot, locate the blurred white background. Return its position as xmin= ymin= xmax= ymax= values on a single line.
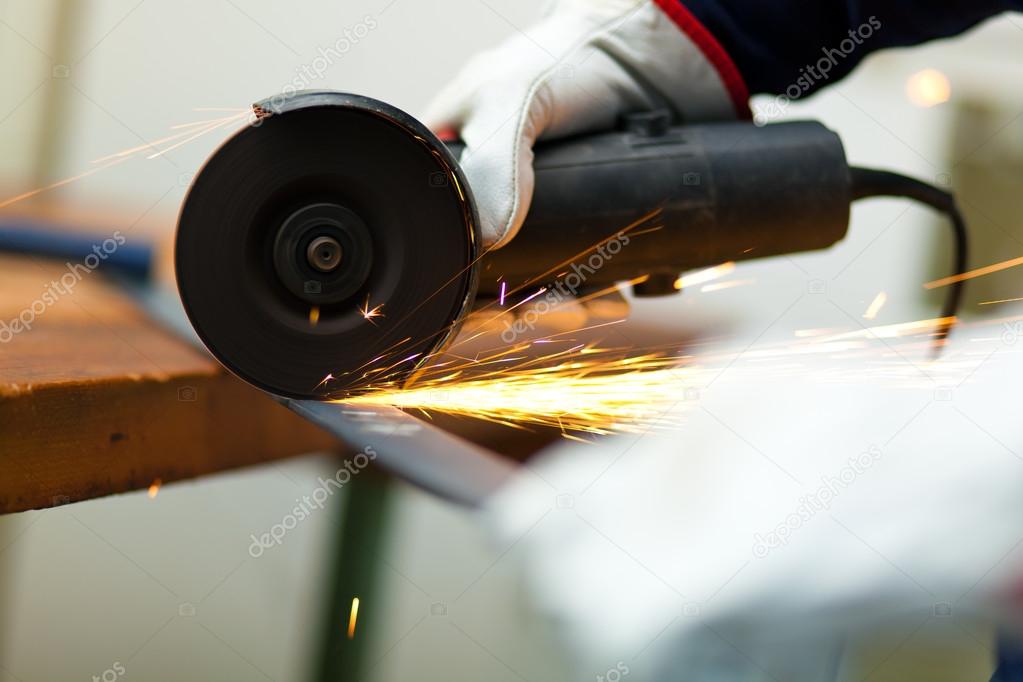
xmin=0 ymin=1 xmax=1021 ymax=680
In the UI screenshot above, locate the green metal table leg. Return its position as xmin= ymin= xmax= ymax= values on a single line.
xmin=313 ymin=465 xmax=394 ymax=682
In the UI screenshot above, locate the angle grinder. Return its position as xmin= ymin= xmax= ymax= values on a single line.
xmin=175 ymin=90 xmax=967 ymax=401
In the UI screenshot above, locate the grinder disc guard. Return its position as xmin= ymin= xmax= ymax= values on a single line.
xmin=176 ymin=92 xmax=479 ymax=400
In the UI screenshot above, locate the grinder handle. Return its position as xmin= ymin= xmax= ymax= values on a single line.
xmin=443 ymin=118 xmax=852 ymax=297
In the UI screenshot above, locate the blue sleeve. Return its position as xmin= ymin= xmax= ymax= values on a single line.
xmin=679 ymin=0 xmax=1023 ymax=97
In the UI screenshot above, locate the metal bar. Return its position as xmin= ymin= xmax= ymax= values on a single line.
xmin=280 ymin=399 xmax=517 ymax=509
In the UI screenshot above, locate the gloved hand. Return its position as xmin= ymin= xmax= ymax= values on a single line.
xmin=424 ymin=0 xmax=749 ymax=249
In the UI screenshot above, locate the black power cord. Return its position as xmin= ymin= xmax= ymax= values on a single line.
xmin=849 ymin=167 xmax=969 ymax=348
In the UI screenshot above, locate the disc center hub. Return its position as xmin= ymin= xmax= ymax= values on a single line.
xmin=273 ymin=203 xmax=373 ymax=305
xmin=307 ymin=235 xmax=343 ymax=273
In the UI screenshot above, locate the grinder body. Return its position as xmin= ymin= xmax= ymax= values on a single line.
xmin=175 ymin=91 xmax=853 ymax=400
xmin=478 ymin=114 xmax=850 ymax=296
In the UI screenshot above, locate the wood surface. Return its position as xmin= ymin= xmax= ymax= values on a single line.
xmin=0 ymin=250 xmax=342 ymax=513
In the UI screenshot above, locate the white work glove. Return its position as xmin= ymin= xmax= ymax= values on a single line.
xmin=424 ymin=0 xmax=747 ymax=249
xmin=483 ymin=337 xmax=1023 ymax=681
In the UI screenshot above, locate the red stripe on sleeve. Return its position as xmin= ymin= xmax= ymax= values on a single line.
xmin=653 ymin=0 xmax=752 ymax=119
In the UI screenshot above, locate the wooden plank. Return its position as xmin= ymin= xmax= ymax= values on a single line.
xmin=0 ymin=251 xmax=340 ymax=513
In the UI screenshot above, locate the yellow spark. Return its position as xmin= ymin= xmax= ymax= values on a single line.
xmin=980 ymin=296 xmax=1023 ymax=306
xmin=674 ymin=262 xmax=736 ymax=291
xmin=147 ymin=479 xmax=162 ymax=499
xmin=863 ymin=291 xmax=888 ymax=320
xmin=701 ymin=278 xmax=755 ymax=294
xmin=347 ymin=597 xmax=360 ymax=639
xmin=925 ymin=255 xmax=1023 ymax=289
xmin=907 ymin=69 xmax=951 ymax=108
xmin=817 ymin=316 xmax=956 ymax=342
xmin=309 ymin=306 xmax=320 ymax=326
xmin=344 ymin=351 xmax=692 ymax=435
xmin=359 ymin=296 xmax=385 ymax=324
xmin=794 ymin=327 xmax=842 ymax=338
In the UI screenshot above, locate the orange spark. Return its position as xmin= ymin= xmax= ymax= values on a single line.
xmin=979 ymin=296 xmax=1023 ymax=306
xmin=145 ymin=112 xmax=248 ymax=159
xmin=0 ymin=157 xmax=131 ymax=209
xmin=817 ymin=316 xmax=956 ymax=342
xmin=147 ymin=479 xmax=162 ymax=499
xmin=344 ymin=351 xmax=692 ymax=434
xmin=359 ymin=296 xmax=385 ymax=324
xmin=925 ymin=255 xmax=1023 ymax=289
xmin=0 ymin=108 xmax=249 ymax=209
xmin=347 ymin=597 xmax=360 ymax=639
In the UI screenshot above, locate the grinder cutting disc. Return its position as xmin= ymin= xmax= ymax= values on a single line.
xmin=176 ymin=92 xmax=479 ymax=400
